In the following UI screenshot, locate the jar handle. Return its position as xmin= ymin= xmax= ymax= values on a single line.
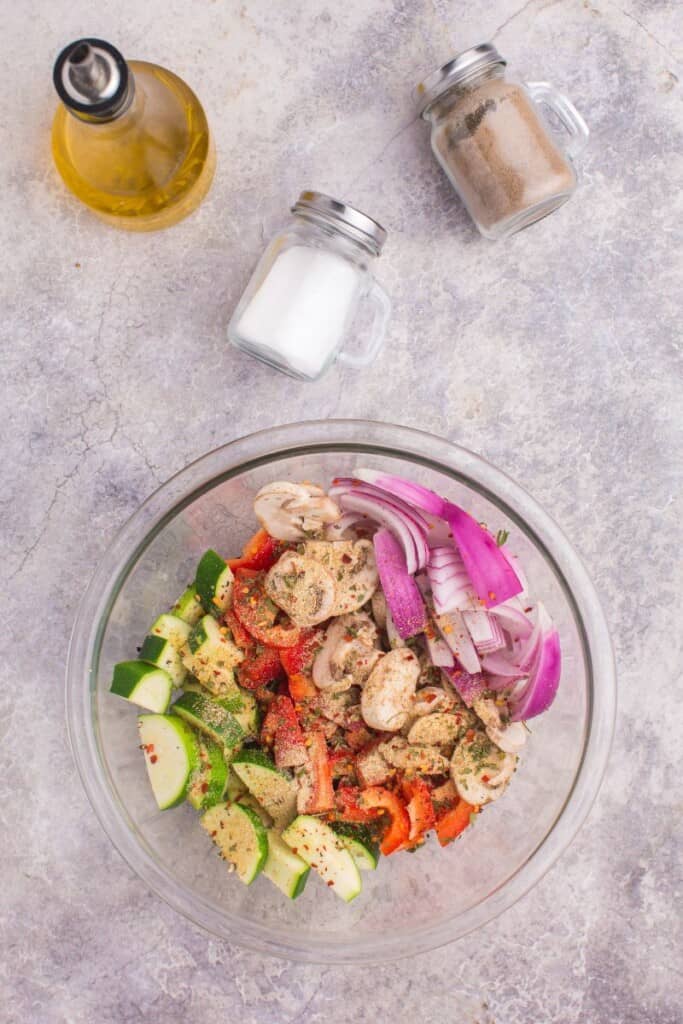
xmin=338 ymin=279 xmax=391 ymax=369
xmin=526 ymin=81 xmax=589 ymax=161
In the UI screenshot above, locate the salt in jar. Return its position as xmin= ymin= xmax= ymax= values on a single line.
xmin=415 ymin=44 xmax=589 ymax=240
xmin=228 ymin=192 xmax=391 ymax=381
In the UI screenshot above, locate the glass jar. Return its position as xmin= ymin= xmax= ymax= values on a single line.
xmin=415 ymin=44 xmax=589 ymax=240
xmin=228 ymin=192 xmax=391 ymax=381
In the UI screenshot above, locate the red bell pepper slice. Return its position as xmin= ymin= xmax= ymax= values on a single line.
xmin=228 ymin=529 xmax=283 ymax=572
xmin=232 ymin=568 xmax=300 ymax=648
xmin=238 ymin=643 xmax=284 ymax=690
xmin=359 ymin=786 xmax=411 ymax=855
xmin=279 ymin=628 xmax=324 ymax=676
xmin=435 ymin=798 xmax=477 ymax=847
xmin=260 ymin=695 xmax=307 ymax=768
xmin=334 ymin=785 xmax=381 ymax=824
xmin=328 ymin=745 xmax=356 ymax=780
xmin=224 ymin=609 xmax=254 ymax=652
xmin=399 ymin=777 xmax=436 ymax=849
xmin=288 ymin=672 xmax=318 ymax=702
xmin=298 ymin=730 xmax=335 ymax=814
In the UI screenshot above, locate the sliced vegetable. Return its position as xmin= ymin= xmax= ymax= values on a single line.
xmin=373 ymin=528 xmax=427 ymax=639
xmin=200 ymin=801 xmax=268 ymax=884
xmin=232 ymin=569 xmax=301 ymax=648
xmin=281 ymin=815 xmax=362 ymax=902
xmin=436 ymin=609 xmax=481 ymax=674
xmin=237 ymin=643 xmax=283 ymax=690
xmin=186 ymin=735 xmax=229 ymax=810
xmin=228 ymin=528 xmax=283 ymax=572
xmin=442 ymin=504 xmax=522 ymax=609
xmin=223 ymin=609 xmax=254 ymax=651
xmin=138 ymin=714 xmax=200 ymax=810
xmin=400 ymin=776 xmax=436 ymax=849
xmin=424 ymin=618 xmax=455 ymax=667
xmin=359 ymin=786 xmax=411 ymax=855
xmin=231 ymin=749 xmax=298 ymax=829
xmin=331 ymin=822 xmax=380 ymax=870
xmin=261 ymin=695 xmax=307 ymax=768
xmin=508 ymin=604 xmax=561 ymax=721
xmin=288 ymin=673 xmax=318 ymax=701
xmin=194 ymin=549 xmax=234 ymax=616
xmin=110 ymin=661 xmax=173 ymax=713
xmin=138 ymin=633 xmax=187 ymax=687
xmin=442 ymin=665 xmax=488 ymax=707
xmin=149 ymin=613 xmax=192 ymax=651
xmin=171 ymin=584 xmax=204 ymax=626
xmin=462 ymin=609 xmax=506 ymax=655
xmin=172 ymin=690 xmax=244 ymax=750
xmin=279 ymin=628 xmax=324 ymax=677
xmin=296 ymin=730 xmax=334 ymax=814
xmin=435 ymin=798 xmax=477 ymax=847
xmin=334 ymin=784 xmax=381 ymax=824
xmin=262 ymin=829 xmax=311 ymax=899
xmin=427 ymin=545 xmax=478 ymax=615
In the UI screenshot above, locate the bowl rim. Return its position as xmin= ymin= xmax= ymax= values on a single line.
xmin=65 ymin=419 xmax=616 ymax=963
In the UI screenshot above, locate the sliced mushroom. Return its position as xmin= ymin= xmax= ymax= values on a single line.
xmin=411 ymin=686 xmax=458 ymax=717
xmin=450 ymin=730 xmax=517 ymax=805
xmin=371 ymin=590 xmax=387 ymax=630
xmin=407 ymin=713 xmax=468 ymax=747
xmin=254 ymin=481 xmax=340 ymax=541
xmin=378 ymin=736 xmax=450 ymax=775
xmin=473 ymin=697 xmax=527 ymax=754
xmin=313 ymin=686 xmax=362 ymax=727
xmin=303 ymin=539 xmax=379 ymax=615
xmin=313 ymin=613 xmax=381 ymax=692
xmin=265 ymin=553 xmax=336 ymax=627
xmin=356 ymin=743 xmax=395 ymax=787
xmin=361 ymin=648 xmax=421 ymax=732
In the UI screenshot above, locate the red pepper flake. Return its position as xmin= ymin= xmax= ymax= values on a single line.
xmin=481 ymin=774 xmax=490 ymax=783
xmin=201 ymin=782 xmax=209 ymax=793
xmin=341 ymin=554 xmax=352 ymax=564
xmin=149 ymin=754 xmax=158 ymax=764
xmin=147 ymin=744 xmax=155 ymax=753
xmin=488 ymin=591 xmax=496 ymax=601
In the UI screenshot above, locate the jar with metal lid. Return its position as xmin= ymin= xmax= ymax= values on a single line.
xmin=415 ymin=44 xmax=589 ymax=240
xmin=228 ymin=192 xmax=391 ymax=381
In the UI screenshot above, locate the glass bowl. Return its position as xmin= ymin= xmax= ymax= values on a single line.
xmin=65 ymin=420 xmax=615 ymax=963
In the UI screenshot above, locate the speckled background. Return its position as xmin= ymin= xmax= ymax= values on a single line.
xmin=2 ymin=0 xmax=681 ymax=1021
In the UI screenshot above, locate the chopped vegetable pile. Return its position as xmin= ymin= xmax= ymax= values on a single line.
xmin=110 ymin=470 xmax=562 ymax=903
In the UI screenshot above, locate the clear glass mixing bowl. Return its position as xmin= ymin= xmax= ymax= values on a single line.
xmin=65 ymin=420 xmax=615 ymax=963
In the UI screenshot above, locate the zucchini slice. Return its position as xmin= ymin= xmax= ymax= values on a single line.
xmin=138 ymin=714 xmax=199 ymax=810
xmin=282 ymin=815 xmax=362 ymax=902
xmin=231 ymin=749 xmax=298 ymax=829
xmin=110 ymin=661 xmax=172 ymax=713
xmin=195 ymin=549 xmax=234 ymax=616
xmin=201 ymin=801 xmax=268 ymax=884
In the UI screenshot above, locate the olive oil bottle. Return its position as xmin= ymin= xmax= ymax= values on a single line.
xmin=52 ymin=38 xmax=215 ymax=230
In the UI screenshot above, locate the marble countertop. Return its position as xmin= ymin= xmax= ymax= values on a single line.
xmin=2 ymin=1 xmax=681 ymax=1021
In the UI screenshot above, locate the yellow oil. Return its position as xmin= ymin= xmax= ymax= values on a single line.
xmin=52 ymin=61 xmax=215 ymax=231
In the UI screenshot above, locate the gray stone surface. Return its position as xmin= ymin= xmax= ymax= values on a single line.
xmin=2 ymin=0 xmax=681 ymax=1021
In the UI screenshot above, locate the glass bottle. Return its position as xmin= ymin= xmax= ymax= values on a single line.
xmin=52 ymin=38 xmax=215 ymax=231
xmin=415 ymin=44 xmax=589 ymax=240
xmin=228 ymin=191 xmax=391 ymax=382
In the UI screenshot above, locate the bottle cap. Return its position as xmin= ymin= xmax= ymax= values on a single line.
xmin=53 ymin=38 xmax=133 ymax=121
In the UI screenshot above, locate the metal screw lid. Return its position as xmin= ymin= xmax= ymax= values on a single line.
xmin=414 ymin=43 xmax=506 ymax=118
xmin=291 ymin=191 xmax=387 ymax=255
xmin=53 ymin=39 xmax=133 ymax=121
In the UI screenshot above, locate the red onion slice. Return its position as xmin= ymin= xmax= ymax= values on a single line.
xmin=373 ymin=528 xmax=427 ymax=639
xmin=435 ymin=609 xmax=481 ymax=674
